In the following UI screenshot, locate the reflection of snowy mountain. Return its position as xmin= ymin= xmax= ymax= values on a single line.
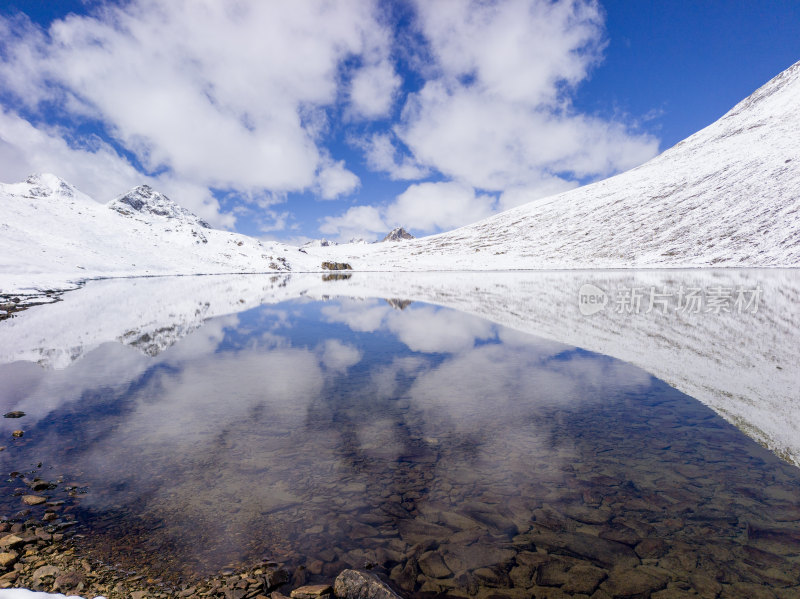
xmin=0 ymin=174 xmax=319 ymax=293
xmin=0 ymin=274 xmax=299 ymax=368
xmin=312 ymin=62 xmax=800 ymax=269
xmin=0 ymin=271 xmax=798 ymax=469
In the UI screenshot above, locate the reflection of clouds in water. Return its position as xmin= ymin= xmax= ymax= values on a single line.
xmin=0 ymin=316 xmax=240 ymax=435
xmin=408 ymin=343 xmax=653 ymax=430
xmin=385 ymin=306 xmax=495 ymax=353
xmin=319 ymin=339 xmax=362 ymax=372
xmin=323 ymin=299 xmax=496 ymax=354
xmin=154 ymin=315 xmax=239 ymax=364
xmin=321 ymin=299 xmax=389 ymax=333
xmin=367 ymin=356 xmax=430 ymax=400
xmin=0 ymin=296 xmax=663 ymax=575
xmin=71 ymin=342 xmax=327 ymax=570
xmin=0 ymin=342 xmax=149 ymax=434
xmin=81 ymin=346 xmax=324 ymax=479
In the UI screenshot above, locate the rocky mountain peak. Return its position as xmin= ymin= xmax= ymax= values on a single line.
xmin=108 ymin=185 xmax=210 ymax=228
xmin=382 ymin=227 xmax=415 ymax=242
xmin=22 ymin=173 xmax=78 ymax=199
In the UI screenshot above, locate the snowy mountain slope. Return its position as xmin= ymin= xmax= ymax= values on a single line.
xmin=0 ymin=270 xmax=798 ymax=467
xmin=0 ymin=174 xmax=320 ymax=293
xmin=109 ymin=184 xmax=211 ymax=228
xmin=310 ymin=61 xmax=800 ymax=269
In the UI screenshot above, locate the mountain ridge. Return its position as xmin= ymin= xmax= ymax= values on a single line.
xmin=315 ymin=60 xmax=800 ymax=270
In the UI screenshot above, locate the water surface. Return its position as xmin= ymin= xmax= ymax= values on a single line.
xmin=1 ymin=280 xmax=799 ymax=597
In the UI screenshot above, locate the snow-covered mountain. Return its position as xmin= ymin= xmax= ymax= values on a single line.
xmin=381 ymin=227 xmax=415 ymax=242
xmin=312 ymin=61 xmax=800 ymax=269
xmin=109 ymin=184 xmax=211 ymax=229
xmin=0 ymin=174 xmax=320 ymax=293
xmin=3 ymin=62 xmax=799 ymax=297
xmin=301 ymin=238 xmax=338 ymax=248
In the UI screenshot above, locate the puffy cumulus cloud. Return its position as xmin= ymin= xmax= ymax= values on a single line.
xmin=392 ymin=0 xmax=659 ymax=191
xmin=0 ymin=107 xmax=233 ymax=227
xmin=318 ymin=181 xmax=496 ymax=240
xmin=319 ymin=204 xmax=388 ymax=241
xmin=349 ymin=61 xmax=402 ymax=119
xmin=0 ymin=1 xmax=392 ymax=222
xmin=360 ymin=133 xmax=429 ymax=181
xmin=385 ymin=181 xmax=496 ymax=233
xmin=315 ymin=159 xmax=361 ymax=200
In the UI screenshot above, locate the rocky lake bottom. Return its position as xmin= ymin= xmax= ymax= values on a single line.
xmin=1 ymin=294 xmax=799 ymax=598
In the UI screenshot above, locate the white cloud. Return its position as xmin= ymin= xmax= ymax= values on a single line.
xmin=315 ymin=159 xmax=360 ymax=200
xmin=394 ymin=0 xmax=659 ymax=191
xmin=0 ymin=0 xmax=664 ymax=238
xmin=385 ymin=181 xmax=496 ymax=233
xmin=319 ymin=204 xmax=387 ymax=240
xmin=360 ymin=132 xmax=429 ymax=180
xmin=349 ymin=61 xmax=401 ymax=119
xmin=0 ymin=1 xmax=391 ymax=223
xmin=0 ymin=107 xmax=233 ymax=228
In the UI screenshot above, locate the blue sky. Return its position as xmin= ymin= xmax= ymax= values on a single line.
xmin=1 ymin=1 xmax=798 ymax=243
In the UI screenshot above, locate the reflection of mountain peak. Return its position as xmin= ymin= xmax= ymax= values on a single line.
xmin=119 ymin=322 xmax=203 ymax=357
xmin=385 ymin=298 xmax=413 ymax=310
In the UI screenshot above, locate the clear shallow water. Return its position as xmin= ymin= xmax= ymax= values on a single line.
xmin=2 ymin=294 xmax=800 ymax=597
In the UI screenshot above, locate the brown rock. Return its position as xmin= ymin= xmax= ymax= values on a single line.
xmin=418 ymin=551 xmax=451 ymax=579
xmin=0 ymin=536 xmax=24 ymax=550
xmin=21 ymin=495 xmax=47 ymax=506
xmin=529 ymin=530 xmax=640 ymax=569
xmin=535 ymin=560 xmax=571 ymax=587
xmin=0 ymin=552 xmax=18 ymax=569
xmin=600 ymin=566 xmax=669 ymax=598
xmin=562 ymin=564 xmax=607 ymax=594
xmin=11 ymin=430 xmax=23 ymax=438
xmin=290 ymin=584 xmax=332 ymax=599
xmin=635 ymin=538 xmax=668 ymax=559
xmin=54 ymin=570 xmax=85 ymax=592
xmin=441 ymin=542 xmax=516 ymax=573
xmin=720 ymin=582 xmax=778 ymax=599
xmin=333 ymin=569 xmax=402 ymax=599
xmin=32 ymin=565 xmax=61 ymax=583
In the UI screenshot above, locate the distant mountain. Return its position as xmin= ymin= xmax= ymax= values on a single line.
xmin=382 ymin=227 xmax=415 ymax=242
xmin=323 ymin=61 xmax=800 ymax=269
xmin=302 ymin=238 xmax=338 ymax=248
xmin=0 ymin=175 xmax=320 ymax=292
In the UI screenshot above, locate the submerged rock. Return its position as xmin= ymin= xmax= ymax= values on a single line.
xmin=334 ymin=569 xmax=402 ymax=599
xmin=290 ymin=584 xmax=332 ymax=599
xmin=21 ymin=495 xmax=47 ymax=506
xmin=3 ymin=411 xmax=25 ymax=419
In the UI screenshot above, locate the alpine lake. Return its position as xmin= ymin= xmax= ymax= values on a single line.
xmin=1 ymin=271 xmax=799 ymax=599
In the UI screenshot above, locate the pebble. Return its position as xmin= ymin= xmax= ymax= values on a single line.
xmin=21 ymin=495 xmax=47 ymax=506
